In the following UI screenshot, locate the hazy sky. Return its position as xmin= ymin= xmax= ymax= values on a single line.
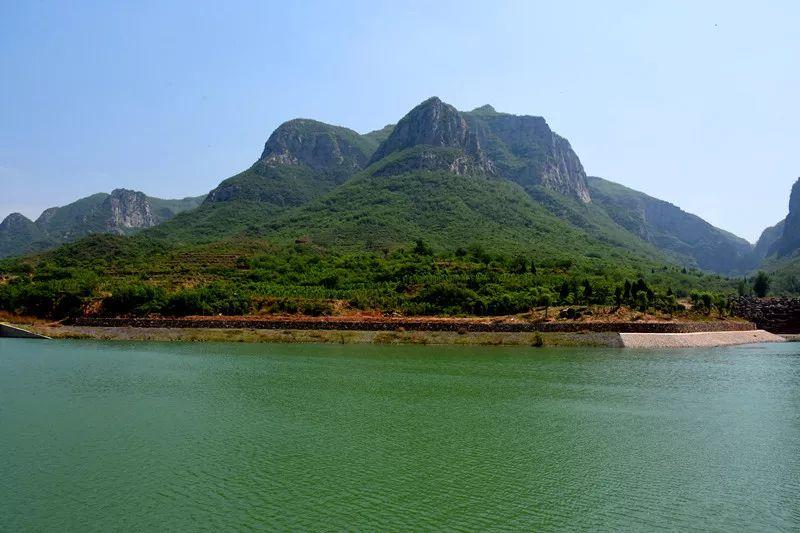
xmin=1 ymin=1 xmax=797 ymax=242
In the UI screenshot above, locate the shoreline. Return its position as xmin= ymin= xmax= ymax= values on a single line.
xmin=8 ymin=322 xmax=787 ymax=348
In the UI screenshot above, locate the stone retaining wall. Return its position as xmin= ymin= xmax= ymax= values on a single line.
xmin=730 ymin=297 xmax=800 ymax=333
xmin=66 ymin=317 xmax=756 ymax=334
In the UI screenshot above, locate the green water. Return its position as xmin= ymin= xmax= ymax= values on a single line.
xmin=1 ymin=339 xmax=798 ymax=531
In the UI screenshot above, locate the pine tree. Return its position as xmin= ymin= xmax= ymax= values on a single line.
xmin=582 ymin=280 xmax=593 ymax=303
xmin=752 ymin=272 xmax=770 ymax=298
xmin=614 ymin=286 xmax=623 ymax=307
xmin=623 ymin=280 xmax=632 ymax=302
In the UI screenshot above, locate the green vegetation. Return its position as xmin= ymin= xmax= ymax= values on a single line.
xmin=0 ymin=235 xmax=741 ymax=318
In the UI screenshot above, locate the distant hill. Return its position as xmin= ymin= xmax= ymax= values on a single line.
xmin=586 ymin=176 xmax=755 ymax=274
xmin=0 ymin=189 xmax=204 ymax=258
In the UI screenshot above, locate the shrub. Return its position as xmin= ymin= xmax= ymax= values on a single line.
xmin=104 ymin=284 xmax=166 ymax=315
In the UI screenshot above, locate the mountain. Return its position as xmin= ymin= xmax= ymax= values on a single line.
xmin=154 ymin=97 xmax=600 ymax=246
xmin=0 ymin=213 xmax=51 ymax=258
xmin=3 ymin=97 xmax=760 ymax=280
xmin=586 ymin=176 xmax=754 ymax=273
xmin=0 ymin=189 xmax=204 ymax=258
xmin=205 ymin=119 xmax=378 ymax=205
xmin=193 ymin=97 xmax=669 ymax=266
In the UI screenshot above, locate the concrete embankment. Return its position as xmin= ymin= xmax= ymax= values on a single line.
xmin=65 ymin=317 xmax=756 ymax=334
xmin=25 ymin=324 xmax=623 ymax=347
xmin=18 ymin=318 xmax=781 ymax=348
xmin=620 ymin=330 xmax=784 ymax=348
xmin=0 ymin=322 xmax=50 ymax=339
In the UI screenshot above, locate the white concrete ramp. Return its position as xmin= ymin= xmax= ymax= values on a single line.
xmin=0 ymin=323 xmax=50 ymax=339
xmin=621 ymin=330 xmax=784 ymax=348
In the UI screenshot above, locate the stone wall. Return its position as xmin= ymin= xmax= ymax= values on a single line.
xmin=730 ymin=297 xmax=800 ymax=333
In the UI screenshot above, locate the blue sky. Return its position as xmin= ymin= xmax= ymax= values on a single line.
xmin=1 ymin=0 xmax=798 ymax=242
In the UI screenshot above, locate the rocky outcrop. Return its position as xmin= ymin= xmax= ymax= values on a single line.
xmin=464 ymin=108 xmax=591 ymax=202
xmin=100 ymin=189 xmax=158 ymax=233
xmin=369 ymin=97 xmax=492 ymax=174
xmin=257 ymin=119 xmax=372 ymax=171
xmin=205 ymin=119 xmax=377 ymax=205
xmin=372 ymin=98 xmax=472 ymax=161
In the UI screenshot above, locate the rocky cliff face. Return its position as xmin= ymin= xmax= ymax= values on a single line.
xmin=769 ymin=178 xmax=800 ymax=258
xmin=753 ymin=220 xmax=784 ymax=259
xmin=464 ymin=109 xmax=591 ymax=203
xmin=100 ymin=189 xmax=158 ymax=233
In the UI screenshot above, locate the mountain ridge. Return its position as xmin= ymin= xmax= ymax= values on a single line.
xmin=0 ymin=189 xmax=205 ymax=258
xmin=1 ymin=96 xmax=772 ymax=281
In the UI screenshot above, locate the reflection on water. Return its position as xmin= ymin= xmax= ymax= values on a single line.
xmin=1 ymin=339 xmax=799 ymax=531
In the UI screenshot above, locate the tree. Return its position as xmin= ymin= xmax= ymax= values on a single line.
xmin=701 ymin=293 xmax=713 ymax=314
xmin=634 ymin=292 xmax=649 ymax=312
xmin=510 ymin=255 xmax=528 ymax=274
xmin=413 ymin=239 xmax=432 ymax=255
xmin=582 ymin=279 xmax=593 ymax=303
xmin=559 ymin=281 xmax=570 ymax=302
xmin=736 ymin=279 xmax=749 ymax=297
xmin=530 ymin=261 xmax=537 ymax=275
xmin=623 ymin=280 xmax=632 ymax=302
xmin=752 ymin=271 xmax=770 ymax=297
xmin=614 ymin=286 xmax=623 ymax=308
xmin=539 ymin=293 xmax=552 ymax=319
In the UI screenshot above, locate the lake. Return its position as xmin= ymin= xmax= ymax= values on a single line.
xmin=1 ymin=339 xmax=798 ymax=531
